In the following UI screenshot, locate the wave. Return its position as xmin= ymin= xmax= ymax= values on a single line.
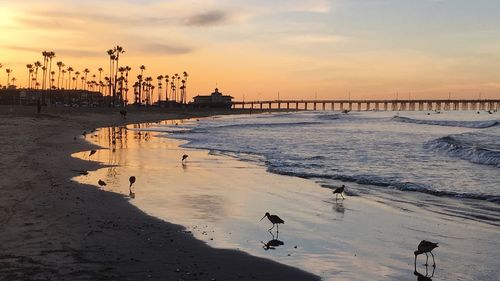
xmin=425 ymin=133 xmax=500 ymax=168
xmin=392 ymin=116 xmax=500 ymax=128
xmin=191 ymin=121 xmax=322 ymax=131
xmin=267 ymin=169 xmax=500 ymax=203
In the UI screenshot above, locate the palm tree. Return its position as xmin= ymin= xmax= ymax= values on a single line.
xmin=107 ymin=49 xmax=115 ymax=100
xmin=50 ymin=71 xmax=56 ymax=89
xmin=124 ymin=66 xmax=131 ymax=104
xmin=0 ymin=63 xmax=2 ymax=88
xmin=180 ymin=79 xmax=186 ymax=104
xmin=80 ymin=76 xmax=85 ymax=89
xmin=170 ymin=81 xmax=176 ymax=102
xmin=67 ymin=66 xmax=74 ymax=89
xmin=136 ymin=74 xmax=143 ymax=104
xmin=6 ymin=68 xmax=12 ymax=86
xmin=11 ymin=77 xmax=16 ymax=87
xmin=97 ymin=67 xmax=103 ymax=93
xmin=145 ymin=76 xmax=153 ymax=105
xmin=47 ymin=51 xmax=56 ymax=90
xmin=34 ymin=61 xmax=42 ymax=88
xmin=56 ymin=61 xmax=65 ymax=89
xmin=83 ymin=68 xmax=90 ymax=90
xmin=61 ymin=69 xmax=67 ymax=89
xmin=157 ymin=75 xmax=164 ymax=102
xmin=113 ymin=46 xmax=125 ymax=104
xmin=29 ymin=68 xmax=34 ymax=89
xmin=74 ymin=71 xmax=80 ymax=90
xmin=26 ymin=64 xmax=33 ymax=89
xmin=41 ymin=51 xmax=49 ymax=89
xmin=164 ymin=75 xmax=169 ymax=101
xmin=183 ymin=71 xmax=189 ymax=103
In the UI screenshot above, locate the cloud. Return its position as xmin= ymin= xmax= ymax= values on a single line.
xmin=184 ymin=11 xmax=229 ymax=26
xmin=3 ymin=45 xmax=104 ymax=57
xmin=135 ymin=43 xmax=194 ymax=55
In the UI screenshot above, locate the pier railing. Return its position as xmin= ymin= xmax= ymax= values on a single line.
xmin=232 ymin=99 xmax=500 ymax=111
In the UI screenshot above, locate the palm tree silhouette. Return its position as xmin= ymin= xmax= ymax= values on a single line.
xmin=157 ymin=75 xmax=164 ymax=102
xmin=97 ymin=67 xmax=103 ymax=93
xmin=56 ymin=61 xmax=65 ymax=89
xmin=83 ymin=68 xmax=90 ymax=90
xmin=183 ymin=71 xmax=189 ymax=103
xmin=33 ymin=61 xmax=42 ymax=89
xmin=47 ymin=51 xmax=56 ymax=90
xmin=61 ymin=69 xmax=67 ymax=89
xmin=74 ymin=71 xmax=80 ymax=90
xmin=11 ymin=77 xmax=16 ymax=87
xmin=26 ymin=64 xmax=33 ymax=89
xmin=50 ymin=71 xmax=56 ymax=89
xmin=6 ymin=68 xmax=12 ymax=87
xmin=164 ymin=75 xmax=169 ymax=101
xmin=67 ymin=66 xmax=74 ymax=89
xmin=107 ymin=49 xmax=115 ymax=99
xmin=0 ymin=63 xmax=2 ymax=88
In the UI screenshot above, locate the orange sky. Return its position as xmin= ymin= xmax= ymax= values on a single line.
xmin=1 ymin=0 xmax=500 ymax=101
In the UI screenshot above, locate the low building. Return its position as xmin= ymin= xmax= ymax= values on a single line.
xmin=191 ymin=88 xmax=233 ymax=108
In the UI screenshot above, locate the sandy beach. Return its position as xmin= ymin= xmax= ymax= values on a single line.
xmin=0 ymin=106 xmax=319 ymax=280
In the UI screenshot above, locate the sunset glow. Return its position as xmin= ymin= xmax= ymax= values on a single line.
xmin=1 ymin=0 xmax=500 ymax=100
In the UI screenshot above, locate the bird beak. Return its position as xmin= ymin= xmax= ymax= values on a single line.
xmin=259 ymin=215 xmax=266 ymax=221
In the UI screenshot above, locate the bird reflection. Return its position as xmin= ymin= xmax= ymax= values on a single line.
xmin=414 ymin=264 xmax=435 ymax=281
xmin=261 ymin=231 xmax=284 ymax=250
xmin=333 ymin=201 xmax=345 ymax=214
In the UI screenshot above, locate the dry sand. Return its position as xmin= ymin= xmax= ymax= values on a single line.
xmin=0 ymin=106 xmax=319 ymax=280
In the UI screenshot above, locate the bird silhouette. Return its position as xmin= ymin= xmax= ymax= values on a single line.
xmin=89 ymin=150 xmax=97 ymax=157
xmin=73 ymin=136 xmax=77 ymax=141
xmin=129 ymin=176 xmax=136 ymax=188
xmin=129 ymin=176 xmax=136 ymax=198
xmin=98 ymin=179 xmax=106 ymax=187
xmin=332 ymin=185 xmax=346 ymax=200
xmin=414 ymin=240 xmax=438 ymax=267
xmin=260 ymin=212 xmax=285 ymax=232
xmin=182 ymin=154 xmax=188 ymax=162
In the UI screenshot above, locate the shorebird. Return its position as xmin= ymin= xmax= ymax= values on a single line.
xmin=129 ymin=176 xmax=136 ymax=188
xmin=89 ymin=150 xmax=97 ymax=157
xmin=182 ymin=154 xmax=188 ymax=162
xmin=414 ymin=240 xmax=439 ymax=267
xmin=332 ymin=185 xmax=346 ymax=200
xmin=98 ymin=179 xmax=106 ymax=187
xmin=260 ymin=212 xmax=284 ymax=232
xmin=129 ymin=176 xmax=136 ymax=198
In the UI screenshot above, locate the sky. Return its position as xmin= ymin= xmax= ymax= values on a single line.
xmin=0 ymin=0 xmax=500 ymax=100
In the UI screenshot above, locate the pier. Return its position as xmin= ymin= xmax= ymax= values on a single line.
xmin=232 ymin=99 xmax=500 ymax=111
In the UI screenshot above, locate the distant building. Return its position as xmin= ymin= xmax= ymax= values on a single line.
xmin=191 ymin=88 xmax=233 ymax=108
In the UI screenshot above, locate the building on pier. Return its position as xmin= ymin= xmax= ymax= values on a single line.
xmin=191 ymin=88 xmax=233 ymax=109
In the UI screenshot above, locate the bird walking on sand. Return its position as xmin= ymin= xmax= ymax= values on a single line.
xmin=98 ymin=179 xmax=106 ymax=187
xmin=129 ymin=176 xmax=136 ymax=198
xmin=332 ymin=185 xmax=346 ymax=200
xmin=414 ymin=240 xmax=439 ymax=267
xmin=260 ymin=212 xmax=285 ymax=232
xmin=182 ymin=154 xmax=188 ymax=162
xmin=89 ymin=150 xmax=97 ymax=157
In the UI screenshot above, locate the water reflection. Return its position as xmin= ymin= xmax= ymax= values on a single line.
xmin=261 ymin=231 xmax=284 ymax=250
xmin=333 ymin=201 xmax=345 ymax=214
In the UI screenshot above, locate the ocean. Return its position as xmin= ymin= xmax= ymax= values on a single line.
xmin=165 ymin=111 xmax=500 ymax=222
xmin=78 ymin=110 xmax=500 ymax=280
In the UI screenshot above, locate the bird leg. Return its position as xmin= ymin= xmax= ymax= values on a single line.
xmin=276 ymin=224 xmax=279 ymax=233
xmin=430 ymin=252 xmax=436 ymax=267
xmin=414 ymin=255 xmax=417 ymax=269
xmin=341 ymin=193 xmax=345 ymax=199
xmin=268 ymin=224 xmax=275 ymax=232
xmin=335 ymin=194 xmax=338 ymax=201
xmin=424 ymin=253 xmax=429 ymax=266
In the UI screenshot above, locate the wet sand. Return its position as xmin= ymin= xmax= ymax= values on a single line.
xmin=75 ymin=119 xmax=500 ymax=281
xmin=0 ymin=106 xmax=319 ymax=280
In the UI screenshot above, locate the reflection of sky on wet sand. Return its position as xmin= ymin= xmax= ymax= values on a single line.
xmin=73 ymin=120 xmax=500 ymax=281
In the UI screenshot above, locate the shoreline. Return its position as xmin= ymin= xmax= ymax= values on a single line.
xmin=0 ymin=106 xmax=319 ymax=280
